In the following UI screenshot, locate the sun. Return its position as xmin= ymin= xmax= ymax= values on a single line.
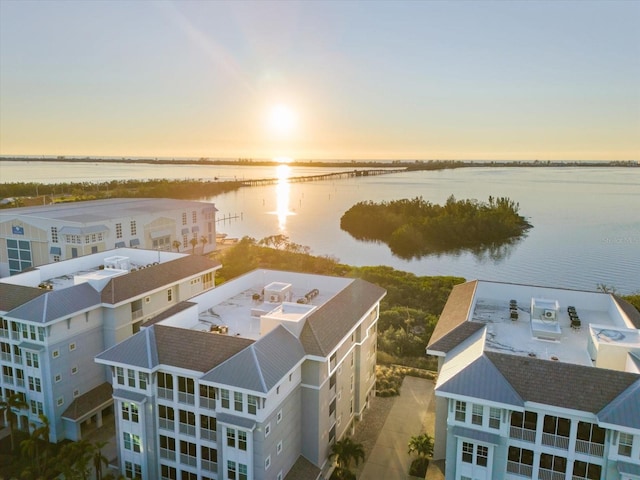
xmin=268 ymin=104 xmax=297 ymax=136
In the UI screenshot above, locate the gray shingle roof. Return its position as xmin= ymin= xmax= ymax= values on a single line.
xmin=100 ymin=255 xmax=220 ymax=304
xmin=0 ymin=283 xmax=45 ymax=313
xmin=427 ymin=281 xmax=478 ymax=353
xmin=284 ymin=455 xmax=322 ymax=480
xmin=7 ymin=282 xmax=101 ymax=323
xmin=202 ymin=325 xmax=305 ymax=392
xmin=96 ymin=324 xmax=254 ymax=373
xmin=61 ymin=382 xmax=112 ymax=421
xmin=299 ymin=279 xmax=386 ymax=357
xmin=486 ymin=351 xmax=640 ymax=414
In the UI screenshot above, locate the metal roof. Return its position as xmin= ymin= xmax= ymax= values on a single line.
xmin=202 ymin=325 xmax=305 ymax=393
xmin=427 ymin=280 xmax=478 ymax=352
xmin=451 ymin=425 xmax=502 ymax=445
xmin=598 ymin=381 xmax=640 ymax=430
xmin=216 ymin=412 xmax=257 ymax=431
xmin=6 ymin=282 xmax=101 ymax=323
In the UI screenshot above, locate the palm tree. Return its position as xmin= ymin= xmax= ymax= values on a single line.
xmin=92 ymin=440 xmax=110 ymax=480
xmin=330 ymin=437 xmax=365 ymax=479
xmin=0 ymin=392 xmax=28 ymax=452
xmin=57 ymin=439 xmax=94 ymax=480
xmin=200 ymin=235 xmax=208 ymax=253
xmin=20 ymin=414 xmax=54 ymax=479
xmin=189 ymin=237 xmax=198 ymax=254
xmin=172 ymin=240 xmax=182 ymax=252
xmin=407 ymin=432 xmax=434 ymax=458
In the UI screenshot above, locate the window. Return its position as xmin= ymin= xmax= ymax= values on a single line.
xmin=123 ymin=432 xmax=141 ymax=453
xmin=265 ymin=455 xmax=271 ymax=470
xmin=238 ymin=464 xmax=248 ymax=480
xmin=234 ymin=391 xmax=243 ymax=411
xmin=180 ymin=440 xmax=197 ymax=467
xmin=539 ymin=453 xmax=567 ymax=476
xmin=124 ymin=461 xmax=141 ymax=480
xmin=221 ymin=389 xmax=230 ymax=408
xmin=619 ymin=432 xmax=633 ymax=457
xmin=160 ymin=435 xmax=176 ymax=460
xmin=510 ymin=410 xmax=538 ymax=442
xmin=228 ymin=461 xmax=237 ymax=480
xmin=200 ymin=384 xmax=216 ymax=410
xmin=573 ymin=460 xmax=602 ymax=480
xmin=178 ymin=376 xmax=195 ymax=404
xmin=201 ymin=446 xmax=217 ymax=472
xmin=200 ymin=414 xmax=217 ymax=441
xmin=179 ymin=409 xmax=196 ymax=436
xmin=28 ymin=376 xmax=42 ymax=392
xmin=71 ymin=366 xmax=78 ymax=375
xmin=238 ymin=430 xmax=247 ymax=451
xmin=158 ymin=405 xmax=175 ymax=430
xmin=7 ymin=239 xmax=32 ymax=275
xmin=30 ymin=400 xmax=44 ymax=415
xmin=54 ymin=373 xmax=61 ymax=383
xmin=57 ymin=396 xmax=64 ymax=407
xmin=139 ymin=372 xmax=148 ymax=390
xmin=248 ymin=394 xmax=258 ymax=415
xmin=51 ymin=227 xmax=58 ymax=243
xmin=25 ymin=351 xmax=39 ymax=368
xmin=192 ymin=211 xmax=197 ymax=223
xmin=277 ymin=409 xmax=283 ymax=424
xmin=128 ymin=369 xmax=136 ymax=387
xmin=116 ymin=367 xmax=125 ymax=385
xmin=265 ymin=422 xmax=271 ymax=438
xmin=472 ymin=404 xmax=483 ymax=426
xmin=455 ymin=400 xmax=466 ymax=422
xmin=476 ymin=445 xmax=488 ymax=467
xmin=167 ymin=289 xmax=173 ymax=302
xmin=543 ymin=415 xmax=571 ymax=449
xmin=130 ymin=221 xmax=137 ymax=236
xmin=489 ymin=407 xmax=500 ymax=429
xmin=122 ymin=402 xmax=139 ymax=423
xmin=227 ymin=428 xmax=236 ymax=447
xmin=116 ymin=223 xmax=122 ymax=239
xmin=182 ymin=212 xmax=187 ymax=225
xmin=158 ymin=372 xmax=173 ymax=400
xmin=161 ymin=464 xmax=176 ymax=480
xmin=507 ymin=446 xmax=534 ymax=476
xmin=462 ymin=442 xmax=473 ymax=463
xmin=52 ymin=349 xmax=59 ymax=359
xmin=277 ymin=440 xmax=283 ymax=455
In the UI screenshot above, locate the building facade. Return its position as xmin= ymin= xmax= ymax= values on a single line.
xmin=95 ymin=269 xmax=386 ymax=480
xmin=0 ymin=198 xmax=217 ymax=277
xmin=0 ymin=248 xmax=221 ymax=443
xmin=427 ymin=280 xmax=640 ymax=480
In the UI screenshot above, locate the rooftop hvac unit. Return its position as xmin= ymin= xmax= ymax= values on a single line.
xmin=543 ymin=309 xmax=556 ymax=320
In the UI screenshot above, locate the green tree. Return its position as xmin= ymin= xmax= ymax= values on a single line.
xmin=20 ymin=414 xmax=54 ymax=479
xmin=189 ymin=237 xmax=198 ymax=254
xmin=407 ymin=433 xmax=434 ymax=458
xmin=200 ymin=235 xmax=208 ymax=253
xmin=172 ymin=240 xmax=181 ymax=252
xmin=92 ymin=440 xmax=110 ymax=480
xmin=57 ymin=439 xmax=94 ymax=480
xmin=0 ymin=393 xmax=28 ymax=452
xmin=330 ymin=437 xmax=365 ymax=477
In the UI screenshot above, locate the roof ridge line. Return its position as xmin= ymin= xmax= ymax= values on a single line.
xmin=42 ymin=292 xmax=49 ymax=323
xmin=146 ymin=327 xmax=154 ymax=369
xmin=250 ymin=345 xmax=268 ymax=393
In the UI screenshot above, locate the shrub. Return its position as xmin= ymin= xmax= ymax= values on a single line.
xmin=409 ymin=457 xmax=429 ymax=477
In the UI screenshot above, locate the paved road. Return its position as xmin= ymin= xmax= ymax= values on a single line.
xmin=359 ymin=376 xmax=438 ymax=480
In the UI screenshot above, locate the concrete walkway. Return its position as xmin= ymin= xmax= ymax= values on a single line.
xmin=359 ymin=376 xmax=440 ymax=480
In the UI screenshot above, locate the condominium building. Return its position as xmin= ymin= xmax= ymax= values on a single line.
xmin=95 ymin=269 xmax=385 ymax=480
xmin=426 ymin=280 xmax=640 ymax=480
xmin=0 ymin=198 xmax=218 ymax=277
xmin=0 ymin=248 xmax=221 ymax=443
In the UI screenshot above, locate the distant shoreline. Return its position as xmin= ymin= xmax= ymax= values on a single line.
xmin=0 ymin=156 xmax=637 ymax=169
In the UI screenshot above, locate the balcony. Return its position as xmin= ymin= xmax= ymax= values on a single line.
xmin=541 ymin=433 xmax=569 ymax=450
xmin=538 ymin=468 xmax=565 ymax=480
xmin=158 ymin=387 xmax=173 ymax=401
xmin=180 ymin=454 xmax=197 ymax=467
xmin=574 ymin=439 xmax=604 ymax=457
xmin=178 ymin=392 xmax=195 ymax=405
xmin=159 ymin=448 xmax=175 ymax=461
xmin=200 ymin=429 xmax=216 ymax=442
xmin=158 ymin=419 xmax=174 ymax=431
xmin=507 ymin=461 xmax=533 ymax=478
xmin=179 ymin=423 xmax=196 ymax=436
xmin=510 ymin=426 xmax=536 ymax=443
xmin=202 ymin=460 xmax=217 ymax=472
xmin=200 ymin=397 xmax=216 ymax=410
xmin=132 ymin=309 xmax=143 ymax=320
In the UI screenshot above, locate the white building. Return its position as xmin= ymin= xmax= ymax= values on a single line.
xmin=95 ymin=269 xmax=386 ymax=480
xmin=0 ymin=198 xmax=218 ymax=277
xmin=426 ymin=280 xmax=640 ymax=480
xmin=0 ymin=248 xmax=221 ymax=443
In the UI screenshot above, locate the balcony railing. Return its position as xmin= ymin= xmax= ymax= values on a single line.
xmin=180 ymin=454 xmax=197 ymax=467
xmin=0 ymin=328 xmax=8 ymax=338
xmin=575 ymin=439 xmax=604 ymax=457
xmin=159 ymin=448 xmax=175 ymax=461
xmin=506 ymin=461 xmax=533 ymax=478
xmin=538 ymin=468 xmax=565 ymax=480
xmin=179 ymin=423 xmax=196 ymax=436
xmin=541 ymin=433 xmax=569 ymax=450
xmin=510 ymin=426 xmax=536 ymax=443
xmin=202 ymin=460 xmax=217 ymax=472
xmin=158 ymin=387 xmax=173 ymax=401
xmin=158 ymin=419 xmax=174 ymax=431
xmin=0 ymin=352 xmax=11 ymax=362
xmin=132 ymin=309 xmax=143 ymax=320
xmin=178 ymin=392 xmax=195 ymax=405
xmin=200 ymin=429 xmax=216 ymax=442
xmin=200 ymin=397 xmax=216 ymax=410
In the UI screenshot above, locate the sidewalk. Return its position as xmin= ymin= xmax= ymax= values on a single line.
xmin=359 ymin=376 xmax=440 ymax=480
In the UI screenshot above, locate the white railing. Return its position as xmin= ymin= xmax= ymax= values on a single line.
xmin=507 ymin=461 xmax=533 ymax=478
xmin=541 ymin=433 xmax=569 ymax=450
xmin=202 ymin=460 xmax=217 ymax=472
xmin=178 ymin=392 xmax=195 ymax=405
xmin=158 ymin=418 xmax=174 ymax=431
xmin=200 ymin=397 xmax=216 ymax=410
xmin=179 ymin=423 xmax=196 ymax=436
xmin=132 ymin=309 xmax=143 ymax=320
xmin=200 ymin=429 xmax=216 ymax=442
xmin=510 ymin=426 xmax=537 ymax=443
xmin=538 ymin=468 xmax=565 ymax=480
xmin=180 ymin=454 xmax=197 ymax=467
xmin=159 ymin=448 xmax=175 ymax=461
xmin=158 ymin=387 xmax=173 ymax=401
xmin=575 ymin=439 xmax=604 ymax=457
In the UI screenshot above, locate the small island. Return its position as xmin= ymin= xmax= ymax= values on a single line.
xmin=340 ymin=195 xmax=532 ymax=258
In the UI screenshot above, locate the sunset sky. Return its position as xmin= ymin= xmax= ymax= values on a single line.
xmin=1 ymin=0 xmax=638 ymax=161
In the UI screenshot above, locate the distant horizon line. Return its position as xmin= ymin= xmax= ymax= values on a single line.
xmin=1 ymin=155 xmax=638 ymax=164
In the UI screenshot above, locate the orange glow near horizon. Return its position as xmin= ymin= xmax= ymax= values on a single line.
xmin=274 ymin=164 xmax=294 ymax=232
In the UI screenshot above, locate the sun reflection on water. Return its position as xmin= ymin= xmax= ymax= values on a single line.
xmin=275 ymin=164 xmax=294 ymax=232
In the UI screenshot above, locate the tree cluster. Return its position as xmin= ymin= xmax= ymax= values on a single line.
xmin=340 ymin=195 xmax=532 ymax=258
